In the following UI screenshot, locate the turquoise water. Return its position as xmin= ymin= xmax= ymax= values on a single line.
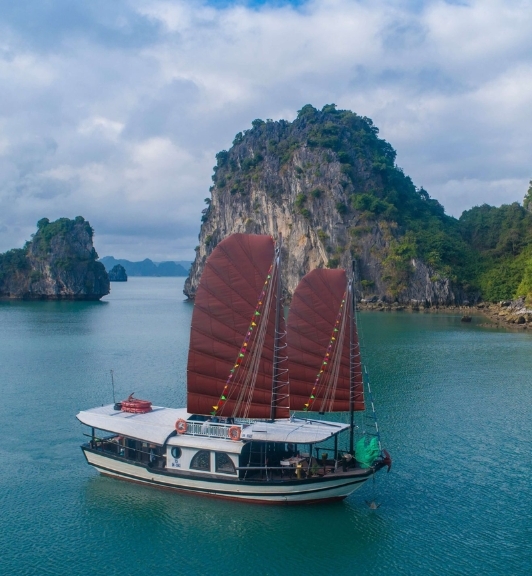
xmin=1 ymin=278 xmax=530 ymax=575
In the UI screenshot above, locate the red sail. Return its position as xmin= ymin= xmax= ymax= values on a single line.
xmin=287 ymin=269 xmax=364 ymax=412
xmin=187 ymin=234 xmax=289 ymax=419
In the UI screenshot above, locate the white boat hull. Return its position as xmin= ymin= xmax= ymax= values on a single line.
xmin=83 ymin=449 xmax=371 ymax=504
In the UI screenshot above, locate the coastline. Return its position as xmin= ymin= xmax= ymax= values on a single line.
xmin=356 ymin=300 xmax=532 ymax=330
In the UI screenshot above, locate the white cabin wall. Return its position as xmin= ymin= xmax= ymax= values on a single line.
xmin=166 ymin=445 xmax=238 ymax=475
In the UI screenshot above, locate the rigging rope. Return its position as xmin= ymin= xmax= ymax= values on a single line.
xmin=212 ymin=256 xmax=278 ymax=419
xmin=351 ymin=261 xmax=382 ymax=451
xmin=319 ymin=298 xmax=348 ymax=413
xmin=303 ymin=291 xmax=348 ymax=412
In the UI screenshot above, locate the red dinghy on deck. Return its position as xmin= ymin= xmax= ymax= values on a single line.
xmin=119 ymin=394 xmax=152 ymax=414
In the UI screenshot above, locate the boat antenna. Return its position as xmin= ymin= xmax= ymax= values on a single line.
xmin=110 ymin=369 xmax=116 ymax=404
xmin=270 ymin=233 xmax=283 ymax=421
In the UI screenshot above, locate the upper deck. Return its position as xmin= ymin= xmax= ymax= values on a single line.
xmin=76 ymin=404 xmax=351 ymax=448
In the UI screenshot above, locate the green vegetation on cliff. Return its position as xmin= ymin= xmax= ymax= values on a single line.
xmin=197 ymin=104 xmax=531 ymax=303
xmin=0 ymin=216 xmax=109 ymax=300
xmin=34 ymin=216 xmax=95 ymax=257
xmin=0 ymin=248 xmax=30 ymax=283
xmin=459 ymin=203 xmax=532 ymax=302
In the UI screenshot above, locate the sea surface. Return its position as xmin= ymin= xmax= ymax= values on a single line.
xmin=0 ymin=278 xmax=530 ymax=576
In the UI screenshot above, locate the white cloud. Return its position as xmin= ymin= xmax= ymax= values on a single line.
xmin=78 ymin=116 xmax=125 ymax=141
xmin=434 ymin=177 xmax=528 ymax=217
xmin=0 ymin=0 xmax=531 ymax=259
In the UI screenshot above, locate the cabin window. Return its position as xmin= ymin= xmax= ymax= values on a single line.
xmin=171 ymin=447 xmax=182 ymax=459
xmin=215 ymin=452 xmax=236 ymax=474
xmin=190 ymin=450 xmax=211 ymax=471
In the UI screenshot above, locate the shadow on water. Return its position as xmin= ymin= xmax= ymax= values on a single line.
xmin=81 ymin=473 xmax=392 ymax=575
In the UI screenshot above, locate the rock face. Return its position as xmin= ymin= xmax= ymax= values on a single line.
xmin=108 ymin=264 xmax=128 ymax=282
xmin=0 ymin=217 xmax=110 ymax=300
xmin=184 ymin=105 xmax=474 ymax=305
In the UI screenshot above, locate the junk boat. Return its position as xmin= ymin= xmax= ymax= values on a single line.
xmin=77 ymin=234 xmax=391 ymax=504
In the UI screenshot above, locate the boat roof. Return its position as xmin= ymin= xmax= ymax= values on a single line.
xmin=241 ymin=417 xmax=350 ymax=444
xmin=77 ymin=405 xmax=188 ymax=446
xmin=77 ymin=405 xmax=351 ymax=448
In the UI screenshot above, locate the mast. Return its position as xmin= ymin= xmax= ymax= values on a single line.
xmin=270 ymin=233 xmax=282 ymax=421
xmin=349 ymin=266 xmax=355 ymax=454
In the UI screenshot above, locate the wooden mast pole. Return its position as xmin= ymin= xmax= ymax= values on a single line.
xmin=270 ymin=233 xmax=283 ymax=421
xmin=349 ymin=261 xmax=356 ymax=455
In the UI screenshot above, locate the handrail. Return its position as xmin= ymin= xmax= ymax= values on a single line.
xmin=185 ymin=421 xmax=241 ymax=439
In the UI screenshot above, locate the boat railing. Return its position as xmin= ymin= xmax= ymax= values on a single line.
xmin=185 ymin=421 xmax=240 ymax=439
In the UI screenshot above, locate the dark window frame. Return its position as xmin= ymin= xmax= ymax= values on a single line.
xmin=190 ymin=450 xmax=211 ymax=471
xmin=215 ymin=452 xmax=236 ymax=474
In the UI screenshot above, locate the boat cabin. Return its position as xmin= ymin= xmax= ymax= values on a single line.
xmin=77 ymin=404 xmax=367 ymax=482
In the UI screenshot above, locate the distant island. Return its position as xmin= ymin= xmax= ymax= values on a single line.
xmin=100 ymin=256 xmax=191 ymax=277
xmin=108 ymin=264 xmax=127 ymax=282
xmin=0 ymin=217 xmax=109 ymax=300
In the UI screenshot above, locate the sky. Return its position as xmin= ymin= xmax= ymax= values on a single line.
xmin=0 ymin=0 xmax=531 ymax=261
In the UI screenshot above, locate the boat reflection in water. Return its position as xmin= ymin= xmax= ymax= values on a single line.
xmin=77 ymin=234 xmax=391 ymax=504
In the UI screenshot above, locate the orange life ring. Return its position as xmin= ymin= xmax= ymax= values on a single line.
xmin=228 ymin=426 xmax=241 ymax=441
xmin=175 ymin=419 xmax=188 ymax=434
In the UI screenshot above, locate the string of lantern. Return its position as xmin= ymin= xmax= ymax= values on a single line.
xmin=303 ymin=292 xmax=347 ymax=412
xmin=211 ymin=263 xmax=274 ymax=417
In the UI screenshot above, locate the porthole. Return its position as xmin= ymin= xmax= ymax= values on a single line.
xmin=171 ymin=446 xmax=182 ymax=459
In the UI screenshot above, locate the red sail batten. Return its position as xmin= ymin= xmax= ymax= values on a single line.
xmin=187 ymin=234 xmax=289 ymax=419
xmin=287 ymin=269 xmax=365 ymax=412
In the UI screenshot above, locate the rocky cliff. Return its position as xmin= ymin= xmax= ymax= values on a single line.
xmin=0 ymin=216 xmax=110 ymax=300
xmin=184 ymin=104 xmax=474 ymax=305
xmin=108 ymin=264 xmax=127 ymax=282
xmin=479 ymin=297 xmax=532 ymax=328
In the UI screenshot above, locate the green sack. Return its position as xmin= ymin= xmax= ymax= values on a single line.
xmin=355 ymin=436 xmax=380 ymax=468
